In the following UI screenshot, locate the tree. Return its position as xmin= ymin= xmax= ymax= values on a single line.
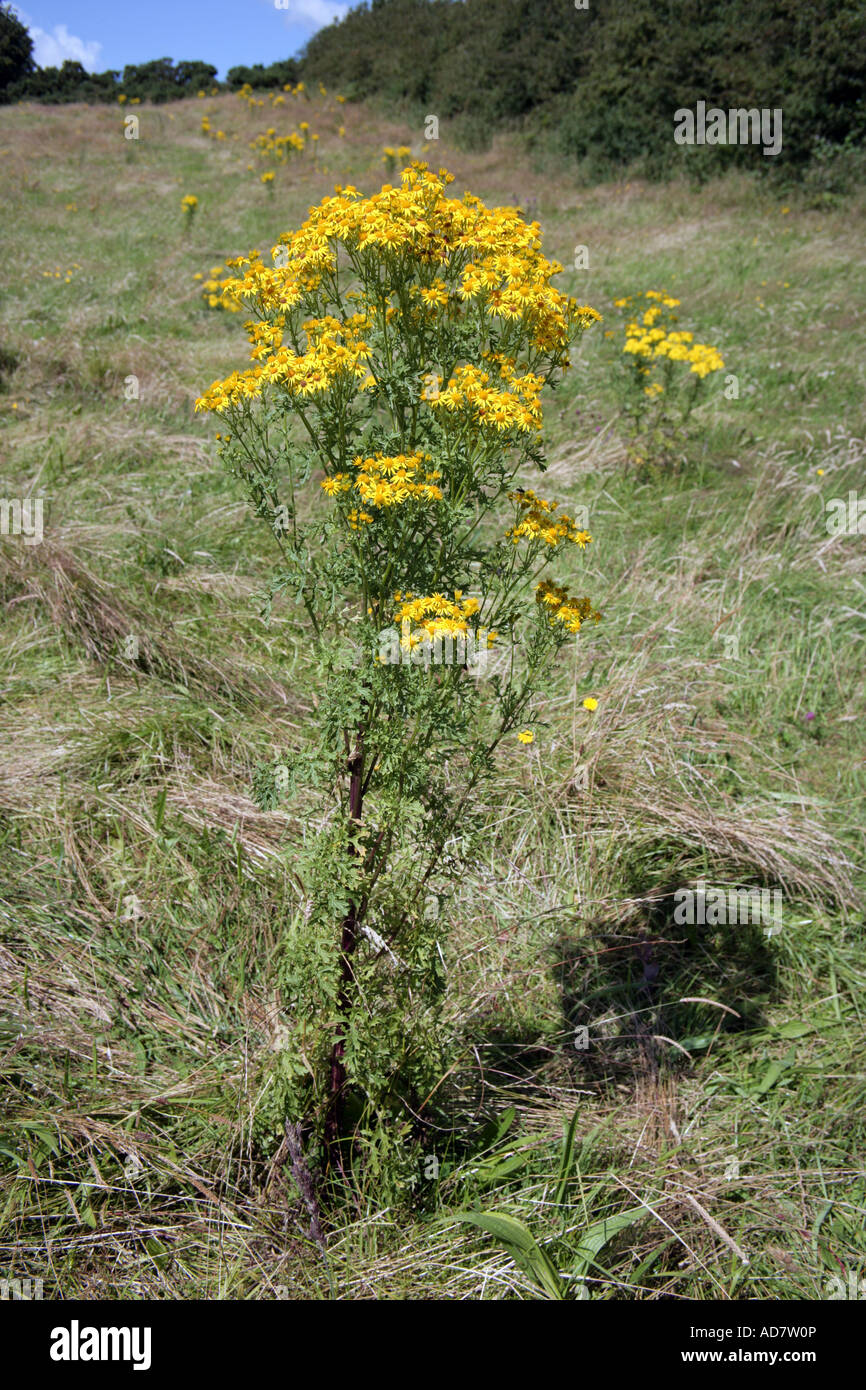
xmin=175 ymin=60 xmax=218 ymax=91
xmin=0 ymin=2 xmax=34 ymax=98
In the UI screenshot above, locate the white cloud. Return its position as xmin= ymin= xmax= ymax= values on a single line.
xmin=10 ymin=10 xmax=102 ymax=71
xmin=276 ymin=0 xmax=349 ymax=31
xmin=31 ymin=23 xmax=102 ymax=71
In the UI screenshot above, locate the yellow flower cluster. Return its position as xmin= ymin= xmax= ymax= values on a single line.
xmin=236 ymin=82 xmax=265 ymax=109
xmin=200 ymin=115 xmax=228 ymax=140
xmin=394 ymin=591 xmax=485 ymax=647
xmin=196 ymin=312 xmax=371 ymax=412
xmin=506 ymin=489 xmax=592 ymax=547
xmin=623 ymin=326 xmax=724 ymax=377
xmin=614 ymin=291 xmax=680 ymax=309
xmin=181 ymin=194 xmax=198 ymax=213
xmin=382 ymin=145 xmax=412 ymax=170
xmin=320 ymin=452 xmax=443 ymax=511
xmin=535 ymin=580 xmax=602 ymax=635
xmin=431 ymin=364 xmax=545 ymax=434
xmin=236 ymin=81 xmax=342 ymax=110
xmin=194 ymin=263 xmax=243 ymax=312
xmin=195 ymin=165 xmax=598 ymax=412
xmin=459 ymin=255 xmax=600 ymax=346
xmin=681 ymin=342 xmax=726 ymax=378
xmin=42 ymin=262 xmax=81 ymax=283
xmin=250 ymin=128 xmax=306 ymax=161
xmin=413 ymin=279 xmax=449 ymax=311
xmin=616 ymin=291 xmax=724 ymax=381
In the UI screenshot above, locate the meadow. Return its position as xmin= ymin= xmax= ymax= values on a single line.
xmin=0 ymin=87 xmax=864 ymax=1300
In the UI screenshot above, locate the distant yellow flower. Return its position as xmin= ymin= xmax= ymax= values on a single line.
xmin=582 ymin=697 xmax=598 ymax=711
xmin=517 ymin=730 xmax=534 ymax=744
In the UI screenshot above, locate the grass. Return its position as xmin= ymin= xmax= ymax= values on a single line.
xmin=0 ymin=89 xmax=864 ymax=1301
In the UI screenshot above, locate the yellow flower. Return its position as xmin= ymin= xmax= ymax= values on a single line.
xmin=195 ymin=165 xmax=599 ymax=421
xmin=320 ymin=473 xmax=352 ymax=495
xmin=535 ymin=581 xmax=601 ymax=635
xmin=506 ymin=488 xmax=592 ymax=548
xmin=582 ymin=697 xmax=598 ymax=711
xmin=517 ymin=730 xmax=534 ymax=744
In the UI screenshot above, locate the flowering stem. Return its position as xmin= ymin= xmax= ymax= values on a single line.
xmin=323 ymin=730 xmax=365 ymax=1172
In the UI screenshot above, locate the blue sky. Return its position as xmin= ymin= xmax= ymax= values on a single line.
xmin=10 ymin=1 xmax=349 ymax=77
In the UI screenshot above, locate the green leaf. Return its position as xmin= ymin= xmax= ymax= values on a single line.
xmin=677 ymin=1033 xmax=716 ymax=1051
xmin=79 ymin=1201 xmax=97 ymax=1229
xmin=629 ymin=1235 xmax=679 ymax=1286
xmin=145 ymin=1237 xmax=170 ymax=1268
xmin=774 ymin=1020 xmax=813 ymax=1039
xmin=571 ymin=1205 xmax=651 ymax=1279
xmin=492 ymin=1106 xmax=517 ymax=1144
xmin=20 ymin=1123 xmax=60 ymax=1155
xmin=473 ymin=1151 xmax=532 ymax=1186
xmin=554 ymin=1107 xmax=585 ymax=1207
xmin=450 ymin=1210 xmax=563 ymax=1300
xmin=755 ymin=1052 xmax=795 ymax=1095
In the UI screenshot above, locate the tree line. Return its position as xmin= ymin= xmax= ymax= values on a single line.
xmin=2 ymin=0 xmax=864 ymax=176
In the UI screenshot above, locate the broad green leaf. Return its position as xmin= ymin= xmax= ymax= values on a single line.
xmin=451 ymin=1210 xmax=563 ymax=1300
xmin=473 ymin=1151 xmax=532 ymax=1185
xmin=755 ymin=1052 xmax=795 ymax=1095
xmin=492 ymin=1107 xmax=517 ymax=1143
xmin=571 ymin=1205 xmax=651 ymax=1278
xmin=676 ymin=1033 xmax=716 ymax=1051
xmin=774 ymin=1020 xmax=813 ymax=1039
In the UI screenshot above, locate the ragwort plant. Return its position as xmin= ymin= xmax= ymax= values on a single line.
xmin=608 ymin=290 xmax=725 ymax=474
xmin=196 ymin=163 xmax=602 ymax=1179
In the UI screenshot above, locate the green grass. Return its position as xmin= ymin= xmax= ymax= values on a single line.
xmin=0 ymin=91 xmax=864 ymax=1300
